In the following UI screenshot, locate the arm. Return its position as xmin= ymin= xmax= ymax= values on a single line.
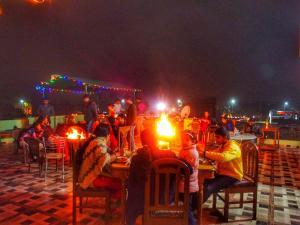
xmin=205 ymin=142 xmax=241 ymax=162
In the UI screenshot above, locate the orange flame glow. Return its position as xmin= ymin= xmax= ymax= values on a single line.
xmin=66 ymin=127 xmax=86 ymax=140
xmin=157 ymin=113 xmax=175 ymax=138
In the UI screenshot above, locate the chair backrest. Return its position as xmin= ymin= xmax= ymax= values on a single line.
xmin=144 ymin=158 xmax=190 ymax=225
xmin=241 ymin=141 xmax=259 ymax=183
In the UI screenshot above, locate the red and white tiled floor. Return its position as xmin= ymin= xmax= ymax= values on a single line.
xmin=0 ymin=143 xmax=299 ymax=225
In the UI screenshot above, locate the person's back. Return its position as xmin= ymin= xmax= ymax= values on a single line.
xmin=126 ymin=129 xmax=176 ymax=225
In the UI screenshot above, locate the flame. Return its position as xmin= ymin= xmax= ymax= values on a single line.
xmin=157 ymin=113 xmax=175 ymax=138
xmin=66 ymin=127 xmax=86 ymax=140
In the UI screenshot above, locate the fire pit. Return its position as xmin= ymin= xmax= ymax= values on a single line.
xmin=65 ymin=126 xmax=87 ymax=162
xmin=156 ymin=113 xmax=176 ymax=150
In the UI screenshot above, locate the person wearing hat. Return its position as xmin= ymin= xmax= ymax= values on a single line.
xmin=198 ymin=127 xmax=243 ymax=202
xmin=36 ymin=97 xmax=55 ymax=123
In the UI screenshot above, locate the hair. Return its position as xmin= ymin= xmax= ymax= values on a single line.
xmin=93 ymin=123 xmax=110 ymax=137
xmin=215 ymin=127 xmax=230 ymax=139
xmin=140 ymin=128 xmax=157 ymax=147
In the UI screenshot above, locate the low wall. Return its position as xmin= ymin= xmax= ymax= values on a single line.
xmin=0 ymin=114 xmax=84 ymax=132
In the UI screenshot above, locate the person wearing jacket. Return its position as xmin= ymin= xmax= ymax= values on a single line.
xmin=179 ymin=131 xmax=199 ymax=225
xmin=198 ymin=127 xmax=243 ymax=202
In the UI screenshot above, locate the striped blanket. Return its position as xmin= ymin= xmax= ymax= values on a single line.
xmin=78 ymin=137 xmax=111 ymax=189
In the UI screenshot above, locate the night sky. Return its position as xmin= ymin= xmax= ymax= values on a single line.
xmin=1 ymin=0 xmax=300 ymax=110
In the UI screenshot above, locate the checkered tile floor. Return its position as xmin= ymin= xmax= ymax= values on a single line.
xmin=0 ymin=143 xmax=299 ymax=225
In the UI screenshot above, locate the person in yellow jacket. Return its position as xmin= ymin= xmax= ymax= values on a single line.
xmin=198 ymin=127 xmax=243 ymax=202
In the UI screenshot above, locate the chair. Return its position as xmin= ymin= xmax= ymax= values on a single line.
xmin=24 ymin=137 xmax=44 ymax=176
xmin=42 ymin=136 xmax=66 ymax=182
xmin=212 ymin=141 xmax=259 ymax=222
xmin=72 ymin=147 xmax=111 ymax=225
xmin=118 ymin=125 xmax=135 ymax=153
xmin=143 ymin=158 xmax=190 ymax=225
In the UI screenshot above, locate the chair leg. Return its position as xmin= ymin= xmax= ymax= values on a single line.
xmin=212 ymin=193 xmax=217 ymax=210
xmin=224 ymin=191 xmax=229 ymax=222
xmin=252 ymin=191 xmax=257 ymax=220
xmin=239 ymin=193 xmax=244 ymax=208
xmin=56 ymin=160 xmax=58 ymax=172
xmin=45 ymin=159 xmax=47 ymax=180
xmin=73 ymin=195 xmax=77 ymax=225
xmin=79 ymin=197 xmax=83 ymax=213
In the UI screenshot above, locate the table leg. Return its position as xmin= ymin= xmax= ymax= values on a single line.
xmin=120 ymin=180 xmax=126 ymax=224
xmin=198 ymin=178 xmax=204 ymax=225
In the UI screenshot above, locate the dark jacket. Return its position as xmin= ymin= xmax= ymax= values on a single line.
xmin=126 ymin=103 xmax=137 ymax=126
xmin=37 ymin=104 xmax=54 ymax=117
xmin=83 ymin=101 xmax=98 ymax=122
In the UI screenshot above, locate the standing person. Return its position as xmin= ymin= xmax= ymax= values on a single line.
xmin=82 ymin=95 xmax=98 ymax=133
xmin=36 ymin=97 xmax=54 ymax=124
xmin=179 ymin=131 xmax=199 ymax=225
xmin=125 ymin=98 xmax=137 ymax=151
xmin=114 ymin=99 xmax=122 ymax=115
xmin=198 ymin=127 xmax=243 ymax=202
xmin=199 ymin=111 xmax=211 ymax=144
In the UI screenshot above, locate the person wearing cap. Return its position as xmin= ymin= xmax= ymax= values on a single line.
xmin=36 ymin=98 xmax=55 ymax=121
xmin=198 ymin=127 xmax=243 ymax=202
xmin=82 ymin=95 xmax=99 ymax=133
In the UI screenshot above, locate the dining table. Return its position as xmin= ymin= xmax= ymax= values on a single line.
xmin=110 ymin=158 xmax=215 ymax=225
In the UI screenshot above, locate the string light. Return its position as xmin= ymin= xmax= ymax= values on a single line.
xmin=35 ymin=74 xmax=142 ymax=95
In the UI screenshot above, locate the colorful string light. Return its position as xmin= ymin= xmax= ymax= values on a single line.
xmin=35 ymin=74 xmax=142 ymax=95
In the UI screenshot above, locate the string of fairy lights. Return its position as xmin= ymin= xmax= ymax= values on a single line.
xmin=35 ymin=74 xmax=142 ymax=95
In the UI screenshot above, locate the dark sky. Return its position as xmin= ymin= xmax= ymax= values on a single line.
xmin=1 ymin=0 xmax=300 ymax=107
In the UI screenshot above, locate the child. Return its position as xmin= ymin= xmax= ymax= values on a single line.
xmin=179 ymin=130 xmax=199 ymax=225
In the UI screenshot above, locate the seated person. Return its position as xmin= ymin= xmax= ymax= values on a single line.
xmin=179 ymin=131 xmax=199 ymax=225
xmin=36 ymin=115 xmax=54 ymax=138
xmin=78 ymin=123 xmax=121 ymax=197
xmin=126 ymin=128 xmax=176 ymax=225
xmin=18 ymin=122 xmax=44 ymax=163
xmin=198 ymin=127 xmax=243 ymax=202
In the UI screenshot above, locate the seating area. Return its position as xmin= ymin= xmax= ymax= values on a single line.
xmin=0 ymin=143 xmax=299 ymax=224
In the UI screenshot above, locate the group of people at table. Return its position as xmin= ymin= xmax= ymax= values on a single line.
xmin=76 ymin=124 xmax=243 ymax=225
xmin=16 ymin=95 xmax=249 ymax=225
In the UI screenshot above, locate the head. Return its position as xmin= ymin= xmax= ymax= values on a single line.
xmin=221 ymin=115 xmax=227 ymax=124
xmin=181 ymin=130 xmax=197 ymax=148
xmin=83 ymin=95 xmax=90 ymax=103
xmin=214 ymin=127 xmax=230 ymax=145
xmin=126 ymin=98 xmax=133 ymax=105
xmin=33 ymin=122 xmax=42 ymax=132
xmin=135 ymin=97 xmax=142 ymax=103
xmin=37 ymin=115 xmax=49 ymax=126
xmin=204 ymin=111 xmax=209 ymax=119
xmin=115 ymin=99 xmax=121 ymax=105
xmin=42 ymin=98 xmax=49 ymax=105
xmin=140 ymin=128 xmax=157 ymax=148
xmin=93 ymin=123 xmax=110 ymax=140
xmin=107 ymin=103 xmax=114 ymax=111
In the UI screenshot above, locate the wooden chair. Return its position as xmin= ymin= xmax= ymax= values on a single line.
xmin=212 ymin=141 xmax=259 ymax=222
xmin=42 ymin=136 xmax=66 ymax=182
xmin=144 ymin=158 xmax=190 ymax=225
xmin=72 ymin=147 xmax=111 ymax=225
xmin=118 ymin=125 xmax=135 ymax=153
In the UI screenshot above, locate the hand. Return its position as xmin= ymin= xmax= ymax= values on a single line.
xmin=110 ymin=153 xmax=117 ymax=162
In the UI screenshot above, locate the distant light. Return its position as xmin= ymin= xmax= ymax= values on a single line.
xmin=284 ymin=101 xmax=288 ymax=106
xmin=156 ymin=102 xmax=167 ymax=111
xmin=177 ymin=99 xmax=183 ymax=107
xmin=121 ymin=99 xmax=125 ymax=104
xmin=171 ymin=108 xmax=176 ymax=112
xmin=19 ymin=99 xmax=24 ymax=104
xmin=230 ymin=98 xmax=236 ymax=105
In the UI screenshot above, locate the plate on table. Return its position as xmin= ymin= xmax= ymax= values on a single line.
xmin=115 ymin=156 xmax=128 ymax=163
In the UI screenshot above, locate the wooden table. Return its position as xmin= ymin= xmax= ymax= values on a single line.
xmin=197 ymin=163 xmax=215 ymax=225
xmin=111 ymin=161 xmax=215 ymax=225
xmin=110 ymin=162 xmax=129 ymax=224
xmin=230 ymin=133 xmax=257 ymax=143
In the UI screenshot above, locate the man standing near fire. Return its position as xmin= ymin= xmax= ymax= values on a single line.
xmin=82 ymin=95 xmax=98 ymax=133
